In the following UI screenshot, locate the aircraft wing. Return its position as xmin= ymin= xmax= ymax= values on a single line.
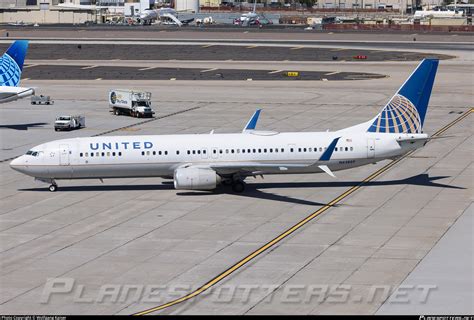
xmin=180 ymin=18 xmax=194 ymax=25
xmin=208 ymin=162 xmax=309 ymax=175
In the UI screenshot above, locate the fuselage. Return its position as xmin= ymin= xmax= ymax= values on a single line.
xmin=9 ymin=130 xmax=427 ymax=180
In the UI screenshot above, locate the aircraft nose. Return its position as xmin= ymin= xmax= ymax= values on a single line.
xmin=9 ymin=156 xmax=28 ymax=173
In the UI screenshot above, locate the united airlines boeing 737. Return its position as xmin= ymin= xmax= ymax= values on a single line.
xmin=10 ymin=59 xmax=438 ymax=192
xmin=0 ymin=40 xmax=34 ymax=103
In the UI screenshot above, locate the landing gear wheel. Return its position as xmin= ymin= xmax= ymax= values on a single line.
xmin=231 ymin=181 xmax=245 ymax=193
xmin=49 ymin=184 xmax=58 ymax=192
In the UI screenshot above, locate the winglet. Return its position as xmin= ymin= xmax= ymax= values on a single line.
xmin=243 ymin=109 xmax=261 ymax=132
xmin=319 ymin=137 xmax=340 ymax=161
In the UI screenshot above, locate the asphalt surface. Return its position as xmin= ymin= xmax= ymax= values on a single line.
xmin=21 ymin=65 xmax=385 ymax=81
xmin=0 ymin=43 xmax=454 ymax=61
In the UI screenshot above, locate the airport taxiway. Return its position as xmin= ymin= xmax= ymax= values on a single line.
xmin=0 ymin=34 xmax=472 ymax=314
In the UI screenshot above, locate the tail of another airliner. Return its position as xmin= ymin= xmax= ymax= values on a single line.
xmin=366 ymin=59 xmax=439 ymax=134
xmin=0 ymin=40 xmax=29 ymax=87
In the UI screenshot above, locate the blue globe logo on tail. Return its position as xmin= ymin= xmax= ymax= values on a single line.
xmin=368 ymin=94 xmax=422 ymax=133
xmin=0 ymin=40 xmax=28 ymax=87
xmin=367 ymin=59 xmax=439 ymax=134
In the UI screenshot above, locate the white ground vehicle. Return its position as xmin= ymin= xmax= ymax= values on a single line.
xmin=109 ymin=89 xmax=155 ymax=118
xmin=31 ymin=95 xmax=54 ymax=105
xmin=54 ymin=115 xmax=85 ymax=131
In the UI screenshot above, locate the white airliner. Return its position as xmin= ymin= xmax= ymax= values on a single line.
xmin=0 ymin=40 xmax=34 ymax=103
xmin=10 ymin=59 xmax=439 ymax=193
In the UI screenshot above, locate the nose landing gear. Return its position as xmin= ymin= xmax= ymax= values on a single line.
xmin=49 ymin=183 xmax=58 ymax=192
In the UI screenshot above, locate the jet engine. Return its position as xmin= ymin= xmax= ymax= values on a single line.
xmin=174 ymin=167 xmax=221 ymax=190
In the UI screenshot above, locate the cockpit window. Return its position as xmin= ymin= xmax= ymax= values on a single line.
xmin=26 ymin=150 xmax=40 ymax=157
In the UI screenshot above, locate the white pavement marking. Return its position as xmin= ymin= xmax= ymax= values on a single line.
xmin=200 ymin=68 xmax=218 ymax=73
xmin=23 ymin=64 xmax=38 ymax=69
xmin=95 ymin=78 xmax=102 ymax=80
xmin=138 ymin=66 xmax=157 ymax=71
xmin=81 ymin=65 xmax=98 ymax=70
xmin=268 ymin=70 xmax=283 ymax=74
xmin=325 ymin=71 xmax=340 ymax=76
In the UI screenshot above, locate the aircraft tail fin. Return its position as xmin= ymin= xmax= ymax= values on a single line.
xmin=0 ymin=40 xmax=29 ymax=87
xmin=367 ymin=59 xmax=439 ymax=134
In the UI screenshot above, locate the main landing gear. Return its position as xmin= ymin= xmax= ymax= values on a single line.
xmin=231 ymin=180 xmax=245 ymax=193
xmin=49 ymin=183 xmax=58 ymax=192
xmin=223 ymin=174 xmax=245 ymax=193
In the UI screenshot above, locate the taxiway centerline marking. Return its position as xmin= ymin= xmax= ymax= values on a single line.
xmin=133 ymin=108 xmax=473 ymax=315
xmin=82 ymin=65 xmax=98 ymax=70
xmin=325 ymin=71 xmax=340 ymax=76
xmin=268 ymin=70 xmax=283 ymax=74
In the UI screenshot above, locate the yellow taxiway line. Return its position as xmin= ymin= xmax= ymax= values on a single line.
xmin=133 ymin=108 xmax=472 ymax=315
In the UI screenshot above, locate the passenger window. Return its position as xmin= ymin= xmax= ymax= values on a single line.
xmin=107 ymin=152 xmax=111 ymax=156
xmin=231 ymin=149 xmax=234 ymax=154
xmin=237 ymin=149 xmax=240 ymax=153
xmin=345 ymin=147 xmax=348 ymax=151
xmin=219 ymin=150 xmax=223 ymax=154
xmin=153 ymin=151 xmax=156 ymax=155
xmin=298 ymin=148 xmax=301 ymax=152
xmin=226 ymin=149 xmax=229 ymax=154
xmin=319 ymin=147 xmax=323 ymax=152
xmin=159 ymin=151 xmax=162 ymax=155
xmin=192 ymin=150 xmax=196 ymax=155
xmin=258 ymin=149 xmax=261 ymax=153
xmin=102 ymin=152 xmax=105 ymax=156
xmin=304 ymin=148 xmax=307 ymax=152
xmin=146 ymin=151 xmax=150 ymax=156
xmin=80 ymin=153 xmax=83 ymax=157
xmin=281 ymin=148 xmax=284 ymax=152
xmin=350 ymin=147 xmax=353 ymax=151
xmin=85 ymin=152 xmax=89 ymax=157
xmin=242 ymin=149 xmax=246 ymax=153
xmin=269 ymin=149 xmax=273 ymax=153
xmin=113 ymin=152 xmax=116 ymax=156
xmin=141 ymin=151 xmax=145 ymax=156
xmin=252 ymin=149 xmax=256 ymax=153
xmin=290 ymin=148 xmax=294 ymax=152
xmin=165 ymin=151 xmax=168 ymax=155
xmin=309 ymin=148 xmax=312 ymax=152
xmin=118 ymin=152 xmax=122 ymax=156
xmin=275 ymin=148 xmax=278 ymax=153
xmin=213 ymin=149 xmax=217 ymax=154
xmin=203 ymin=150 xmax=206 ymax=154
xmin=176 ymin=151 xmax=180 ymax=155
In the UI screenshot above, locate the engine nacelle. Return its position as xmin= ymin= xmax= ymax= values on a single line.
xmin=174 ymin=167 xmax=221 ymax=190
